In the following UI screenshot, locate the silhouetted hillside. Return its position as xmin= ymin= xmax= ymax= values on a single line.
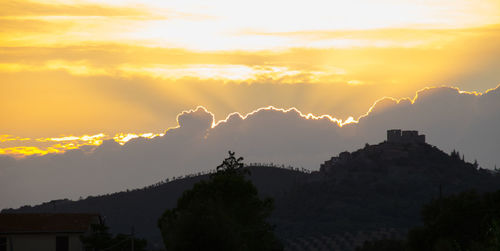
xmin=272 ymin=141 xmax=500 ymax=242
xmin=4 ymin=141 xmax=500 ymax=250
xmin=2 ymin=166 xmax=308 ymax=250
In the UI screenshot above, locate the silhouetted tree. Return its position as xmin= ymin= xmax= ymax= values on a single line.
xmin=81 ymin=223 xmax=147 ymax=251
xmin=81 ymin=223 xmax=112 ymax=250
xmin=158 ymin=151 xmax=283 ymax=251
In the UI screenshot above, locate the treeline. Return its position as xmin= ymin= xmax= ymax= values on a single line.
xmin=82 ymin=163 xmax=311 ymax=201
xmin=12 ymin=162 xmax=311 ymax=209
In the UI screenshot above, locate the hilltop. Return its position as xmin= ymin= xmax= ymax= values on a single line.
xmin=273 ymin=139 xmax=499 ymax=238
xmin=4 ymin=135 xmax=500 ymax=250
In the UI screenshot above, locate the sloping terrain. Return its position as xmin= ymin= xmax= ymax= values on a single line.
xmin=2 ymin=166 xmax=307 ymax=249
xmin=4 ymin=141 xmax=500 ymax=250
xmin=272 ymin=142 xmax=500 ymax=240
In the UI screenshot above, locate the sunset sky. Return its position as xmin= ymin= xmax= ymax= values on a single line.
xmin=2 ymin=0 xmax=500 ymax=157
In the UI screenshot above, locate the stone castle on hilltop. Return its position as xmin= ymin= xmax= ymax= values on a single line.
xmin=387 ymin=129 xmax=425 ymax=144
xmin=320 ymin=129 xmax=426 ymax=172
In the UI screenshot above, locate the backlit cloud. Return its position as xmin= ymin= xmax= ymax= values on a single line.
xmin=1 ymin=27 xmax=500 ymax=139
xmin=1 ymin=85 xmax=499 ymax=209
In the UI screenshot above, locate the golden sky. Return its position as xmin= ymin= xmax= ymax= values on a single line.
xmin=1 ymin=0 xmax=500 ymax=156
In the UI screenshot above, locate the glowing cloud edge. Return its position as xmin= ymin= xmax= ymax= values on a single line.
xmin=1 ymin=84 xmax=498 ymax=158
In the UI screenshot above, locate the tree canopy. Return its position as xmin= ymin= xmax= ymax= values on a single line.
xmin=158 ymin=151 xmax=283 ymax=251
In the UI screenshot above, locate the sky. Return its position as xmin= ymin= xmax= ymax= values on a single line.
xmin=1 ymin=1 xmax=500 ymax=161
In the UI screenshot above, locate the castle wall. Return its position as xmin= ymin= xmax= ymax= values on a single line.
xmin=387 ymin=129 xmax=425 ymax=144
xmin=387 ymin=129 xmax=402 ymax=143
xmin=417 ymin=135 xmax=425 ymax=143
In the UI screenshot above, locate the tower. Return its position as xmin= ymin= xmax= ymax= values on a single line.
xmin=387 ymin=129 xmax=402 ymax=143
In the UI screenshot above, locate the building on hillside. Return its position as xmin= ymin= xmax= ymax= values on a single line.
xmin=387 ymin=129 xmax=425 ymax=144
xmin=320 ymin=129 xmax=427 ymax=172
xmin=320 ymin=151 xmax=352 ymax=172
xmin=0 ymin=213 xmax=101 ymax=251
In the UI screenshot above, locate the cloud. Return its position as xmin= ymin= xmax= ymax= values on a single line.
xmin=358 ymin=86 xmax=500 ymax=167
xmin=2 ymin=32 xmax=500 ymax=138
xmin=0 ymin=1 xmax=155 ymax=18
xmin=2 ymin=27 xmax=500 ymax=89
xmin=0 ymin=19 xmax=77 ymax=33
xmin=1 ymin=84 xmax=500 ymax=209
xmin=238 ymin=25 xmax=500 ymax=46
xmin=177 ymin=107 xmax=214 ymax=131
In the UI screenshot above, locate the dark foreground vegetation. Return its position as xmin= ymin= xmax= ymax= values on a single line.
xmin=81 ymin=223 xmax=148 ymax=251
xmin=357 ymin=189 xmax=500 ymax=251
xmin=4 ymin=141 xmax=500 ymax=250
xmin=158 ymin=151 xmax=283 ymax=251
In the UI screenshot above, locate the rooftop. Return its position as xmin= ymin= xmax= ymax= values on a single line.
xmin=0 ymin=213 xmax=101 ymax=234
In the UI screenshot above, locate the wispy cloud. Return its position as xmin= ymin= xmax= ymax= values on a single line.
xmin=0 ymin=132 xmax=166 ymax=158
xmin=0 ymin=135 xmax=31 ymax=142
xmin=0 ymin=0 xmax=156 ymax=18
xmin=236 ymin=25 xmax=500 ymax=48
xmin=1 ymin=24 xmax=499 ymax=83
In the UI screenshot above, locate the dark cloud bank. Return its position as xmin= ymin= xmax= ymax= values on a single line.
xmin=1 ymin=85 xmax=499 ymax=208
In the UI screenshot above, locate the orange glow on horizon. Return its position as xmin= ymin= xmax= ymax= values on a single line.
xmin=0 ymin=146 xmax=62 ymax=157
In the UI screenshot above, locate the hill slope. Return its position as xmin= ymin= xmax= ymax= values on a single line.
xmin=272 ymin=142 xmax=500 ymax=239
xmin=2 ymin=166 xmax=307 ymax=249
xmin=4 ymin=141 xmax=500 ymax=250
